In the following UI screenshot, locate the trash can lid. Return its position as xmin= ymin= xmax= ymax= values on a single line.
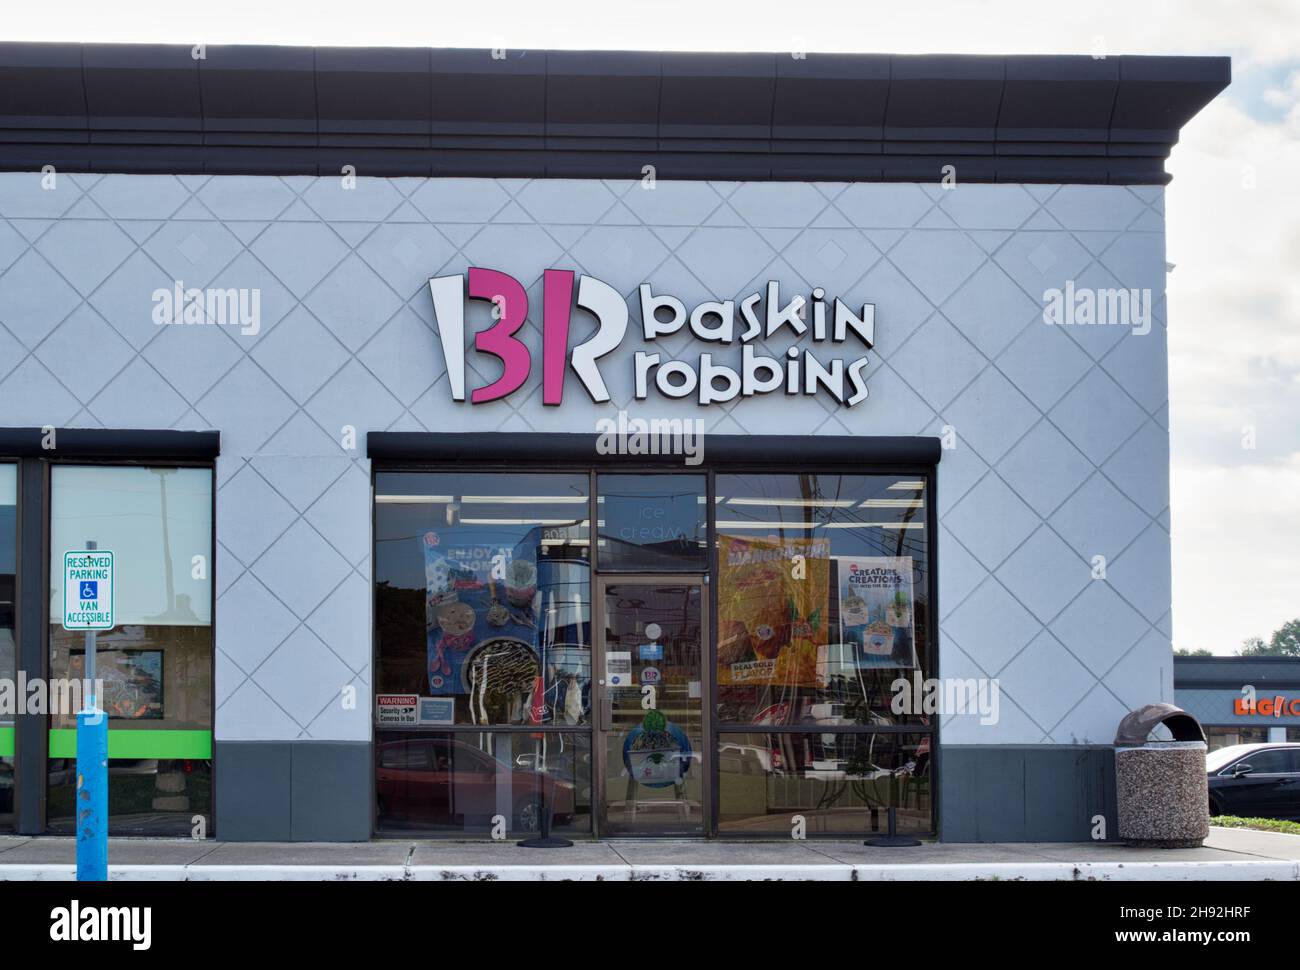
xmin=1115 ymin=702 xmax=1207 ymax=745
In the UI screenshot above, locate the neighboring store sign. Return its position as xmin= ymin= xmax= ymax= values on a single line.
xmin=429 ymin=271 xmax=875 ymax=408
xmin=62 ymin=550 xmax=115 ymax=631
xmin=1234 ymin=696 xmax=1300 ymax=717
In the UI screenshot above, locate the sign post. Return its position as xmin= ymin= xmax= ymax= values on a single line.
xmin=63 ymin=543 xmax=114 ymax=881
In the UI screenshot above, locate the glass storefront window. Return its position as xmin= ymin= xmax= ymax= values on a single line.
xmin=374 ymin=466 xmax=934 ymax=837
xmin=374 ymin=471 xmax=592 ymax=727
xmin=0 ymin=464 xmax=15 ymax=830
xmin=375 ymin=472 xmax=595 ymax=836
xmin=45 ymin=465 xmax=213 ymax=836
xmin=375 ymin=730 xmax=591 ymax=835
xmin=596 ymin=474 xmax=707 ymax=571
xmin=1207 ymin=726 xmax=1269 ymax=752
xmin=718 ymin=731 xmax=931 ymax=835
xmin=714 ymin=474 xmax=930 ymax=728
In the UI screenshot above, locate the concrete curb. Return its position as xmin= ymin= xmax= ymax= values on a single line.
xmin=4 ymin=860 xmax=1298 ymax=881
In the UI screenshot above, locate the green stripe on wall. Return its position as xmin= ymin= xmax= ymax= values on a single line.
xmin=47 ymin=729 xmax=212 ymax=760
xmin=0 ymin=726 xmax=12 ymax=757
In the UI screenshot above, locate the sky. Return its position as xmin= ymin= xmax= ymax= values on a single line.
xmin=5 ymin=0 xmax=1297 ymax=654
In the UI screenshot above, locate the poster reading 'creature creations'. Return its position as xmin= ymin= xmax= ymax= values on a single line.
xmin=716 ymin=534 xmax=830 ymax=687
xmin=836 ymin=557 xmax=917 ymax=669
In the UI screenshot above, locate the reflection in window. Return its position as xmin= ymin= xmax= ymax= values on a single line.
xmin=714 ymin=474 xmax=930 ymax=728
xmin=1207 ymin=727 xmax=1269 ymax=752
xmin=375 ymin=730 xmax=591 ymax=835
xmin=45 ymin=465 xmax=213 ymax=836
xmin=718 ymin=732 xmax=931 ymax=835
xmin=596 ymin=474 xmax=707 ymax=571
xmin=0 ymin=465 xmax=15 ymax=830
xmin=374 ymin=472 xmax=592 ymax=727
xmin=1224 ymin=748 xmax=1295 ymax=774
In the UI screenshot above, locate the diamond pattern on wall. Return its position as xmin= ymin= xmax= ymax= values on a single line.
xmin=0 ymin=173 xmax=1170 ymax=745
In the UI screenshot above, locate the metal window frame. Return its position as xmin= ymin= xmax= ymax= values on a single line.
xmin=592 ymin=571 xmax=711 ymax=837
xmin=369 ymin=437 xmax=940 ymax=839
xmin=369 ymin=464 xmax=598 ymax=839
xmin=0 ymin=428 xmax=219 ymax=836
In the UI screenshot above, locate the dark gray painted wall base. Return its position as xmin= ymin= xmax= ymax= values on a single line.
xmin=215 ymin=740 xmax=1115 ymax=842
xmin=939 ymin=745 xmax=1117 ymax=842
xmin=215 ymin=741 xmax=369 ymax=842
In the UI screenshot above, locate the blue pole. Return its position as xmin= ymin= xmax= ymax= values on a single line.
xmin=76 ymin=705 xmax=108 ymax=881
xmin=75 ymin=535 xmax=109 ymax=884
xmin=76 ymin=540 xmax=107 ymax=884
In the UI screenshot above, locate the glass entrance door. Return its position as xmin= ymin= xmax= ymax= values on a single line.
xmin=595 ymin=578 xmax=708 ymax=836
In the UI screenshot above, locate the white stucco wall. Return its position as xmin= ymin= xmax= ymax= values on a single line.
xmin=0 ymin=172 xmax=1173 ymax=746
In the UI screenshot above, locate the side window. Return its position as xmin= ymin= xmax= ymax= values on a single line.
xmin=1237 ymin=749 xmax=1290 ymax=774
xmin=46 ymin=464 xmax=214 ymax=836
xmin=381 ymin=741 xmax=427 ymax=770
xmin=453 ymin=742 xmax=497 ymax=775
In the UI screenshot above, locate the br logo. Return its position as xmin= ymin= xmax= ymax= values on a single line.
xmin=428 ymin=268 xmax=626 ymax=407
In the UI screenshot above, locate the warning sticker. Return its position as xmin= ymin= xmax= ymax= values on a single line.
xmin=376 ymin=694 xmax=419 ymax=725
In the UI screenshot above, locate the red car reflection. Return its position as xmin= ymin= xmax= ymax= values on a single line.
xmin=377 ymin=737 xmax=576 ymax=832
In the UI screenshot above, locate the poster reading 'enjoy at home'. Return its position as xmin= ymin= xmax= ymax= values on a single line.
xmin=836 ymin=556 xmax=918 ymax=669
xmin=422 ymin=530 xmax=541 ymax=706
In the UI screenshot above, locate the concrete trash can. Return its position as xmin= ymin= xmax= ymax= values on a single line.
xmin=1114 ymin=703 xmax=1209 ymax=848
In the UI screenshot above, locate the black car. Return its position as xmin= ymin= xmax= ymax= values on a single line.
xmin=1207 ymin=743 xmax=1300 ymax=820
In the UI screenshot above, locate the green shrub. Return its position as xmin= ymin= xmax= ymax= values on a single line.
xmin=1211 ymin=815 xmax=1300 ymax=835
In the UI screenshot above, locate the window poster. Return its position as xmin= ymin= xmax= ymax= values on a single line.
xmin=420 ymin=529 xmax=589 ymax=725
xmin=716 ymin=534 xmax=831 ymax=687
xmin=69 ymin=647 xmax=164 ymax=719
xmin=835 ymin=556 xmax=918 ymax=669
xmin=422 ymin=529 xmax=544 ymax=711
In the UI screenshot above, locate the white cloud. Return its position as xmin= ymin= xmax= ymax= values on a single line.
xmin=1165 ymin=63 xmax=1300 ymax=652
xmin=1172 ymin=456 xmax=1300 ymax=653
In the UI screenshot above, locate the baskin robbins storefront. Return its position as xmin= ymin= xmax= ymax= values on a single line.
xmin=0 ymin=43 xmax=1227 ymax=842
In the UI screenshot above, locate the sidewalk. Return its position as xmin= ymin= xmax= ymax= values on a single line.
xmin=2 ymin=827 xmax=1298 ymax=881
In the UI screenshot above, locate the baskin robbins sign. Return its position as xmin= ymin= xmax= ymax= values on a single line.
xmin=428 ymin=269 xmax=875 ymax=408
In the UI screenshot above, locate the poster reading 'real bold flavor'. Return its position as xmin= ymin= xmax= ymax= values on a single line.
xmin=837 ymin=557 xmax=917 ymax=669
xmin=716 ymin=534 xmax=830 ymax=687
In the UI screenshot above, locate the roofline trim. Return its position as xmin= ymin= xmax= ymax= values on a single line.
xmin=0 ymin=44 xmax=1231 ymax=185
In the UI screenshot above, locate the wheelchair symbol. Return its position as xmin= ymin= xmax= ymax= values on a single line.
xmin=79 ymin=581 xmax=98 ymax=600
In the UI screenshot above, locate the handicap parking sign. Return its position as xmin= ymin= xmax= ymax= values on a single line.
xmin=63 ymin=551 xmax=115 ymax=631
